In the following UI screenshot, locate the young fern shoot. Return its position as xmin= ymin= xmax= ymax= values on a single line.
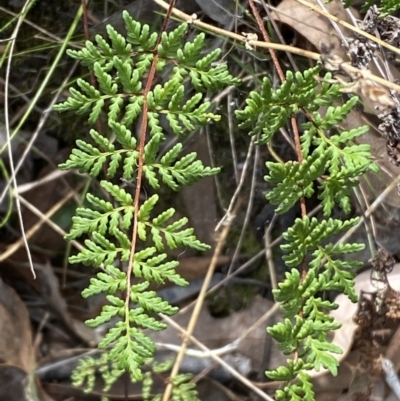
xmin=54 ymin=12 xmax=240 ymax=391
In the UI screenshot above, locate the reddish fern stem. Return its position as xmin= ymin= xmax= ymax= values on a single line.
xmin=124 ymin=0 xmax=177 ymax=320
xmin=247 ymin=0 xmax=307 ymax=366
xmin=247 ymin=0 xmax=307 ymax=285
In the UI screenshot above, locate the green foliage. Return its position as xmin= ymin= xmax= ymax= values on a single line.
xmin=236 ymin=67 xmax=341 ymax=143
xmin=56 ymin=14 xmax=239 ymax=394
xmin=342 ymin=0 xmax=400 ymax=15
xmin=58 ymin=8 xmax=375 ymax=401
xmin=237 ymin=66 xmax=377 ymax=217
xmin=235 ymin=64 xmax=375 ymax=400
xmin=379 ymin=0 xmax=400 ymax=15
xmin=170 ymin=374 xmax=200 ymax=401
xmin=142 ymin=363 xmax=199 ymax=401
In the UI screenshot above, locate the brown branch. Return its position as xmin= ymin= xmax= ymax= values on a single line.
xmin=81 ymin=0 xmax=91 ymax=42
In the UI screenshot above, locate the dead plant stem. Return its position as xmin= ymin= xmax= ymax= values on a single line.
xmin=4 ymin=0 xmax=40 ymax=279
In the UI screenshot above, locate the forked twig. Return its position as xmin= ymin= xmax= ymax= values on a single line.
xmin=160 ymin=313 xmax=275 ymax=401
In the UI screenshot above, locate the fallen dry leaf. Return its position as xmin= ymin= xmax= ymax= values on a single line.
xmin=0 ymin=279 xmax=54 ymax=401
xmin=272 ymin=0 xmax=356 ymax=59
xmin=308 ymin=263 xmax=400 ymax=381
xmin=0 ymin=279 xmax=34 ymax=371
xmin=2 ymin=252 xmax=97 ymax=346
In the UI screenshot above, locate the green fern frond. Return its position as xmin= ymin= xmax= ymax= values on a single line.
xmin=281 ymin=216 xmax=361 ymax=266
xmin=69 ymin=229 xmax=129 ymax=266
xmin=235 ymin=66 xmax=343 ymax=143
xmin=342 ymin=0 xmax=400 ymax=15
xmin=124 ymin=12 xmax=158 ymax=51
xmin=82 ymin=264 xmax=127 ymax=297
xmin=158 ymin=23 xmax=189 ymax=58
xmin=170 ymin=374 xmax=200 ymax=401
xmin=71 ymin=353 xmax=125 ymax=393
xmin=274 ymin=371 xmax=315 ymax=401
xmin=133 ymin=247 xmax=188 ymax=285
xmin=55 ymin=13 xmax=241 ymax=391
xmin=176 ymin=32 xmax=207 ymax=65
xmin=144 ymin=141 xmax=220 ymax=190
xmin=265 ymin=144 xmax=330 ymax=213
xmin=233 ymin=62 xmax=374 ymax=399
xmin=261 ymin=84 xmax=377 ymax=216
xmin=378 ymin=0 xmax=400 ymax=15
xmin=267 ymin=359 xmax=312 ymax=382
xmin=264 ymin=216 xmax=365 ymax=387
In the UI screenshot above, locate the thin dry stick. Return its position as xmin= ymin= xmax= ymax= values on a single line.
xmin=0 ymin=183 xmax=85 ymax=262
xmin=0 ymin=6 xmax=67 ymax=44
xmin=259 ymin=0 xmax=299 ymax=72
xmin=0 ymin=6 xmax=84 ymax=155
xmin=227 ymin=92 xmax=239 ymax=185
xmin=215 ymin=137 xmax=255 ymax=231
xmin=0 ymin=78 xmax=45 ymax=118
xmin=15 ymin=170 xmax=70 ymax=194
xmin=162 ymin=301 xmax=281 ymax=365
xmin=315 ymin=0 xmax=349 ymax=47
xmin=239 ymin=302 xmax=281 ymax=344
xmin=154 ymin=0 xmax=400 ymax=96
xmin=227 ymin=138 xmax=259 ymax=276
xmin=160 ymin=313 xmax=275 ymax=401
xmin=4 ymin=0 xmax=37 ymax=278
xmin=161 ymin=201 xmax=240 ymax=401
xmin=351 ymin=185 xmax=376 ymax=256
xmin=248 ymin=0 xmax=285 ymax=81
xmin=336 ymin=174 xmax=400 ymax=246
xmin=296 ymin=0 xmax=400 ymax=57
xmin=265 ymin=215 xmax=278 ymax=290
xmin=153 ymin=0 xmax=320 ymax=60
xmin=81 ymin=0 xmax=91 ymax=41
xmin=0 ymin=61 xmax=79 ymax=206
xmin=17 ymin=194 xmax=84 ymax=251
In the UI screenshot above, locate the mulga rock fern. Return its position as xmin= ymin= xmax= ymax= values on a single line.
xmin=236 ymin=66 xmax=377 ymax=399
xmin=55 ymin=10 xmax=378 ymax=401
xmin=54 ymin=11 xmax=239 ymax=395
